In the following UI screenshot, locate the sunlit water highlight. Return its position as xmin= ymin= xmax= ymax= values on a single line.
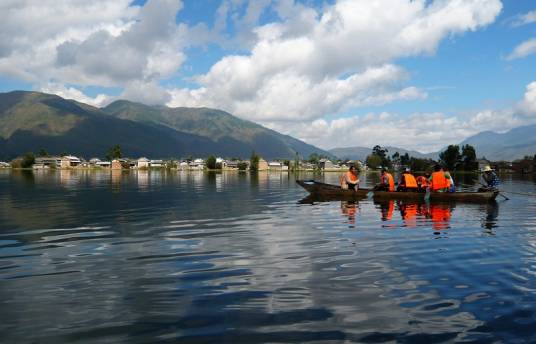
xmin=0 ymin=170 xmax=535 ymax=343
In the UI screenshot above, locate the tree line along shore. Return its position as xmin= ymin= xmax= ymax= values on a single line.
xmin=1 ymin=144 xmax=536 ymax=174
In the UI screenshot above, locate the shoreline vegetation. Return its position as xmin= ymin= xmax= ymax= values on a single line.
xmin=1 ymin=144 xmax=536 ymax=174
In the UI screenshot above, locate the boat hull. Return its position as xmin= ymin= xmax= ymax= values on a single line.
xmin=296 ymin=180 xmax=498 ymax=203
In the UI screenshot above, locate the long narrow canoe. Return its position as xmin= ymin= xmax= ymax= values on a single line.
xmin=296 ymin=180 xmax=498 ymax=203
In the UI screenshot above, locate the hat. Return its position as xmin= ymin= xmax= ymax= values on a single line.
xmin=483 ymin=165 xmax=493 ymax=172
xmin=405 ymin=167 xmax=411 ymax=172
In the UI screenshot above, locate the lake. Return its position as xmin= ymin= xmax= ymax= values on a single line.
xmin=1 ymin=169 xmax=535 ymax=343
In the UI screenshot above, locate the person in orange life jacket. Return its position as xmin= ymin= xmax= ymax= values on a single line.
xmin=342 ymin=166 xmax=360 ymax=191
xmin=397 ymin=168 xmax=418 ymax=192
xmin=376 ymin=168 xmax=395 ymax=191
xmin=429 ymin=164 xmax=451 ymax=192
xmin=416 ymin=173 xmax=430 ymax=192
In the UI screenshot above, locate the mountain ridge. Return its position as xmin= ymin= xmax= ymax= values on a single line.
xmin=0 ymin=91 xmax=330 ymax=160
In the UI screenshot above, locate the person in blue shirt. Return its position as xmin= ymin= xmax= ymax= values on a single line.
xmin=481 ymin=165 xmax=500 ymax=190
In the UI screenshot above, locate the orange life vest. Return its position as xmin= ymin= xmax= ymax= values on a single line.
xmin=346 ymin=171 xmax=359 ymax=183
xmin=383 ymin=172 xmax=395 ymax=191
xmin=431 ymin=171 xmax=449 ymax=191
xmin=402 ymin=173 xmax=417 ymax=188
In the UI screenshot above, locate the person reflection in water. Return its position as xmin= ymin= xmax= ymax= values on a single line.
xmin=422 ymin=203 xmax=453 ymax=231
xmin=380 ymin=200 xmax=395 ymax=221
xmin=398 ymin=201 xmax=418 ymax=228
xmin=341 ymin=201 xmax=358 ymax=225
xmin=483 ymin=201 xmax=499 ymax=232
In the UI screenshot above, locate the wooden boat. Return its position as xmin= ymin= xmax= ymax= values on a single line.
xmin=296 ymin=180 xmax=498 ymax=203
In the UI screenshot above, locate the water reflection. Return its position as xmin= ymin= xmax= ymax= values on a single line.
xmin=0 ymin=170 xmax=534 ymax=343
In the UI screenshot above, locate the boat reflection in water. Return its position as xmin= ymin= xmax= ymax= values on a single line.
xmin=300 ymin=194 xmax=499 ymax=233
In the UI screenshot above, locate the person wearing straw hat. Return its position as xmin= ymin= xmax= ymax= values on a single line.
xmin=481 ymin=165 xmax=500 ymax=190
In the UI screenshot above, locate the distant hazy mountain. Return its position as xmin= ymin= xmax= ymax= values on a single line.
xmin=460 ymin=124 xmax=536 ymax=161
xmin=0 ymin=91 xmax=329 ymax=160
xmin=329 ymin=146 xmax=437 ymax=161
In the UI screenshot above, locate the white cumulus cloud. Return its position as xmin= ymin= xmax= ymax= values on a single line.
xmin=169 ymin=0 xmax=502 ymax=125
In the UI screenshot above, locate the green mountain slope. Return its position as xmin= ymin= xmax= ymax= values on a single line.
xmin=102 ymin=100 xmax=329 ymax=159
xmin=0 ymin=91 xmax=328 ymax=160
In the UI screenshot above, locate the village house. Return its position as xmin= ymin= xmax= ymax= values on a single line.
xmin=89 ymin=158 xmax=111 ymax=168
xmin=150 ymin=159 xmax=164 ymax=168
xmin=222 ymin=160 xmax=239 ymax=169
xmin=268 ymin=161 xmax=282 ymax=171
xmin=178 ymin=161 xmax=189 ymax=170
xmin=34 ymin=156 xmax=62 ymax=168
xmin=190 ymin=158 xmax=205 ymax=170
xmin=319 ymin=159 xmax=335 ymax=170
xmin=0 ymin=161 xmax=11 ymax=168
xmin=111 ymin=159 xmax=122 ymax=170
xmin=60 ymin=155 xmax=81 ymax=168
xmin=258 ymin=158 xmax=269 ymax=171
xmin=137 ymin=157 xmax=150 ymax=169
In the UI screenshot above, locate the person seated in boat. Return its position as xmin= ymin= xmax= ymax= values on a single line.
xmin=375 ymin=168 xmax=395 ymax=191
xmin=416 ymin=174 xmax=430 ymax=192
xmin=340 ymin=166 xmax=360 ymax=191
xmin=479 ymin=165 xmax=500 ymax=191
xmin=429 ymin=165 xmax=451 ymax=192
xmin=445 ymin=170 xmax=456 ymax=192
xmin=397 ymin=168 xmax=418 ymax=192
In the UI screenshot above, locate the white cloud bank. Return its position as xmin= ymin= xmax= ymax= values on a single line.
xmin=281 ymin=81 xmax=536 ymax=153
xmin=169 ymin=0 xmax=502 ymax=125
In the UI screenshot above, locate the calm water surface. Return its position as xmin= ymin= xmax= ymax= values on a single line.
xmin=0 ymin=170 xmax=535 ymax=343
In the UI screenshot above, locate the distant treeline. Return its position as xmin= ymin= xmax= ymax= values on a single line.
xmin=364 ymin=144 xmax=479 ymax=171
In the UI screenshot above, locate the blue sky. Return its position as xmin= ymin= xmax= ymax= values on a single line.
xmin=0 ymin=0 xmax=535 ymax=152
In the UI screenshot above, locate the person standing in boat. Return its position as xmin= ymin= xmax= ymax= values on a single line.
xmin=376 ymin=168 xmax=395 ymax=191
xmin=397 ymin=168 xmax=418 ymax=192
xmin=341 ymin=166 xmax=360 ymax=191
xmin=480 ymin=165 xmax=500 ymax=191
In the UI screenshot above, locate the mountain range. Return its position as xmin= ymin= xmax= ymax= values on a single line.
xmin=330 ymin=125 xmax=536 ymax=162
xmin=1 ymin=90 xmax=534 ymax=162
xmin=0 ymin=91 xmax=329 ymax=160
xmin=459 ymin=125 xmax=536 ymax=161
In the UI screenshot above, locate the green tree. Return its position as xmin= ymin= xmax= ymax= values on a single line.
xmin=21 ymin=152 xmax=35 ymax=168
xmin=206 ymin=155 xmax=217 ymax=169
xmin=308 ymin=152 xmax=320 ymax=164
xmin=237 ymin=161 xmax=248 ymax=171
xmin=439 ymin=145 xmax=461 ymax=170
xmin=372 ymin=145 xmax=391 ymax=168
xmin=461 ymin=144 xmax=477 ymax=171
xmin=250 ymin=151 xmax=260 ymax=172
xmin=106 ymin=145 xmax=122 ymax=161
xmin=365 ymin=154 xmax=382 ymax=169
xmin=38 ymin=149 xmax=49 ymax=157
xmin=400 ymin=153 xmax=410 ymax=166
xmin=409 ymin=157 xmax=435 ymax=172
